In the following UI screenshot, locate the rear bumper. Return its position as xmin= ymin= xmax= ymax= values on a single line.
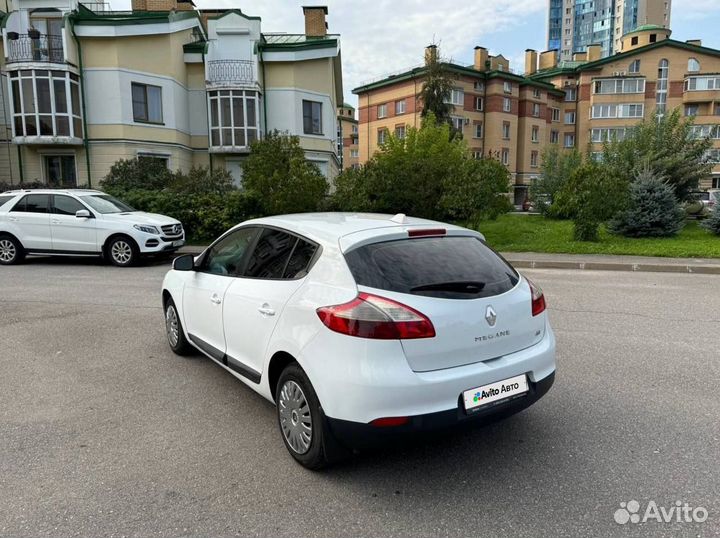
xmin=327 ymin=371 xmax=555 ymax=448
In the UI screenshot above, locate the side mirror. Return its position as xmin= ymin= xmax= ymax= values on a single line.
xmin=173 ymin=254 xmax=195 ymax=271
xmin=75 ymin=209 xmax=91 ymax=218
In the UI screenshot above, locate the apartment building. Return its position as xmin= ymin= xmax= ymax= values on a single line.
xmin=354 ymin=26 xmax=720 ymax=204
xmin=0 ymin=1 xmax=343 ymax=187
xmin=337 ymin=102 xmax=358 ymax=169
xmin=548 ymin=0 xmax=671 ymax=61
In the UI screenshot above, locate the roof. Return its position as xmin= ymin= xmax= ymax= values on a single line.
xmin=2 ymin=189 xmax=103 ymax=195
xmin=624 ymin=24 xmax=669 ymax=36
xmin=237 ymin=212 xmax=469 ymax=249
xmin=260 ymin=33 xmax=338 ymax=52
xmin=72 ymin=4 xmax=201 ymax=26
xmin=353 ymin=62 xmax=563 ymax=95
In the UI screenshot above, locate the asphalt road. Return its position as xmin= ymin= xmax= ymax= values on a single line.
xmin=1 ymin=258 xmax=718 ymax=538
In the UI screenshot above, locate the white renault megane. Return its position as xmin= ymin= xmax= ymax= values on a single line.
xmin=162 ymin=213 xmax=556 ymax=468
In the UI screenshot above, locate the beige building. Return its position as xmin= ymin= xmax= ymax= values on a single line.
xmin=337 ymin=103 xmax=358 ymax=169
xmin=354 ymin=27 xmax=720 ymax=205
xmin=0 ymin=1 xmax=343 ymax=187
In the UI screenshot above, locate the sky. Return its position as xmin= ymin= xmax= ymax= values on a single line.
xmin=112 ymin=0 xmax=720 ymax=108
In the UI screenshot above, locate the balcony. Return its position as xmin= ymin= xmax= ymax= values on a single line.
xmin=5 ymin=34 xmax=65 ymax=64
xmin=206 ymin=60 xmax=257 ymax=88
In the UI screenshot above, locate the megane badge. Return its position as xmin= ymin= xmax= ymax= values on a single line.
xmin=485 ymin=306 xmax=497 ymax=327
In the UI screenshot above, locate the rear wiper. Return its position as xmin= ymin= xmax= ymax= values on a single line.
xmin=410 ymin=281 xmax=486 ymax=293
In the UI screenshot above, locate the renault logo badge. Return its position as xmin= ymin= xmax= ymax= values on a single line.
xmin=485 ymin=306 xmax=497 ymax=327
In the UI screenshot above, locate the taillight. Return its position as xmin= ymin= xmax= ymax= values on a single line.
xmin=408 ymin=228 xmax=446 ymax=238
xmin=316 ymin=292 xmax=436 ymax=339
xmin=527 ymin=278 xmax=546 ymax=316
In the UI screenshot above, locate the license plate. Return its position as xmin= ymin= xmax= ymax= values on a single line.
xmin=463 ymin=374 xmax=528 ymax=412
xmin=172 ymin=240 xmax=185 ymax=247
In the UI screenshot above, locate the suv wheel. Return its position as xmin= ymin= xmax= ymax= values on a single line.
xmin=164 ymin=298 xmax=193 ymax=356
xmin=276 ymin=363 xmax=332 ymax=470
xmin=107 ymin=236 xmax=138 ymax=267
xmin=0 ymin=236 xmax=24 ymax=265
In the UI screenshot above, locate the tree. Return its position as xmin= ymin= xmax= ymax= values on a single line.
xmin=242 ymin=130 xmax=328 ymax=215
xmin=601 ymin=109 xmax=712 ymax=201
xmin=419 ymin=46 xmax=457 ymax=127
xmin=701 ymin=202 xmax=720 ymax=235
xmin=102 ymin=157 xmax=174 ymax=192
xmin=168 ymin=166 xmax=234 ymax=195
xmin=608 ymin=167 xmax=685 ymax=237
xmin=530 ymin=145 xmax=583 ymax=217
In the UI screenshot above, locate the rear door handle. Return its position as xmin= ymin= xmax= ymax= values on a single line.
xmin=258 ymin=304 xmax=275 ymax=316
xmin=52 ymin=219 xmax=61 ymax=224
xmin=210 ymin=293 xmax=222 ymax=305
xmin=8 ymin=217 xmax=18 ymax=222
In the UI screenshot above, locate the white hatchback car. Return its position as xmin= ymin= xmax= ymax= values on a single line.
xmin=162 ymin=213 xmax=556 ymax=468
xmin=0 ymin=189 xmax=184 ymax=266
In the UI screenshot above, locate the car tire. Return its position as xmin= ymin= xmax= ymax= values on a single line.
xmin=164 ymin=298 xmax=194 ymax=356
xmin=276 ymin=363 xmax=332 ymax=470
xmin=107 ymin=236 xmax=138 ymax=267
xmin=0 ymin=235 xmax=25 ymax=265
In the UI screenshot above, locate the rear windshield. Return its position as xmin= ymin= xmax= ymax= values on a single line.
xmin=344 ymin=236 xmax=519 ymax=300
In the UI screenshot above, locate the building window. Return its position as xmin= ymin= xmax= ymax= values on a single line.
xmin=137 ymin=153 xmax=169 ymax=168
xmin=689 ymin=125 xmax=720 ymax=139
xmin=446 ymin=88 xmax=464 ymax=106
xmin=131 ymin=82 xmax=163 ymax=124
xmin=685 ymin=104 xmax=699 ymax=117
xmin=532 ymin=103 xmax=541 ymax=117
xmin=451 ymin=116 xmax=464 ymax=132
xmin=564 ymin=111 xmax=576 ymax=124
xmin=474 ymin=122 xmax=483 ymax=138
xmin=395 ymin=100 xmax=406 ymax=115
xmin=591 ymin=103 xmax=644 ymax=119
xmin=628 ymin=59 xmax=641 ymax=73
xmin=9 ymin=70 xmax=82 ymax=138
xmin=684 ymin=76 xmax=720 ymax=91
xmin=474 ymin=81 xmax=485 ymax=91
xmin=501 ymin=148 xmax=509 ymax=165
xmin=395 ymin=125 xmax=406 ymax=139
xmin=503 ymin=97 xmax=511 ymax=112
xmin=531 ymin=125 xmax=539 ymax=142
xmin=472 ymin=150 xmax=483 ymax=160
xmin=649 ymin=34 xmax=657 ymax=43
xmin=209 ymin=90 xmax=259 ymax=147
xmin=350 ymin=149 xmax=359 ymax=158
xmin=564 ymin=87 xmax=576 ymax=101
xmin=631 ymin=36 xmax=638 ymax=46
xmin=530 ymin=150 xmax=539 ymax=168
xmin=551 ymin=107 xmax=560 ymax=122
xmin=302 ymin=100 xmax=323 ymax=135
xmin=564 ymin=133 xmax=575 ymax=148
xmin=502 ymin=121 xmax=511 ymax=139
xmin=377 ymin=128 xmax=387 ymax=145
xmin=532 ymin=88 xmax=542 ymax=99
xmin=656 ymin=59 xmax=669 ymax=115
xmin=712 ymin=177 xmax=720 ymax=188
xmin=550 ymin=129 xmax=559 ymax=144
xmin=503 ymin=81 xmax=512 ymax=94
xmin=352 ymin=124 xmax=358 ymax=134
xmin=688 ymin=58 xmax=700 ymax=72
xmin=44 ymin=155 xmax=76 ymax=187
xmin=475 ymin=96 xmax=484 ymax=111
xmin=593 ymin=78 xmax=645 ymax=94
xmin=377 ymin=103 xmax=387 ymax=119
xmin=591 ymin=128 xmax=627 ymax=143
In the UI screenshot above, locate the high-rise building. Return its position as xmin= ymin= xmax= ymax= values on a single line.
xmin=548 ymin=0 xmax=672 ymax=61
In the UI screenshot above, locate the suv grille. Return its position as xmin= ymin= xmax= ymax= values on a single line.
xmin=161 ymin=224 xmax=183 ymax=237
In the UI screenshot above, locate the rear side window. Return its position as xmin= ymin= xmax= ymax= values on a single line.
xmin=344 ymin=236 xmax=519 ymax=299
xmin=0 ymin=195 xmax=16 ymax=208
xmin=284 ymin=239 xmax=318 ymax=279
xmin=244 ymin=229 xmax=297 ymax=279
xmin=10 ymin=194 xmax=50 ymax=213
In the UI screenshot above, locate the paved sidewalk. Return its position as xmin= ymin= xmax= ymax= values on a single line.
xmin=180 ymin=246 xmax=720 ymax=274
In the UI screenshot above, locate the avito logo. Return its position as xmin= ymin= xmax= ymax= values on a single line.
xmin=473 ymin=388 xmax=499 ymax=403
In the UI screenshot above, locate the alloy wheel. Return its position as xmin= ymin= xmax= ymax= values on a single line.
xmin=165 ymin=304 xmax=179 ymax=347
xmin=111 ymin=240 xmax=132 ymax=265
xmin=278 ymin=380 xmax=313 ymax=454
xmin=0 ymin=239 xmax=16 ymax=263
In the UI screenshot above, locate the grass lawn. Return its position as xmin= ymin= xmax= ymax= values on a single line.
xmin=475 ymin=214 xmax=720 ymax=258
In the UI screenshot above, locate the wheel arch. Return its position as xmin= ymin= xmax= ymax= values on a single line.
xmin=267 ymin=351 xmax=299 ymax=403
xmin=102 ymin=232 xmax=139 ymax=255
xmin=0 ymin=231 xmax=25 ymax=248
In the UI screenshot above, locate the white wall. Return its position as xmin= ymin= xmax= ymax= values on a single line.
xmin=264 ymin=87 xmax=336 ymax=143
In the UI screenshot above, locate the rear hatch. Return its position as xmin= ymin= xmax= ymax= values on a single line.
xmin=343 ymin=233 xmax=545 ymax=372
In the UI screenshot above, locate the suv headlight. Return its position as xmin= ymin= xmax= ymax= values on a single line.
xmin=133 ymin=224 xmax=160 ymax=235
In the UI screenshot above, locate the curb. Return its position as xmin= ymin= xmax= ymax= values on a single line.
xmin=509 ymin=259 xmax=720 ymax=275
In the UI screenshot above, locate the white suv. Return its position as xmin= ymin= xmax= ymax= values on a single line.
xmin=0 ymin=189 xmax=184 ymax=266
xmin=162 ymin=213 xmax=556 ymax=468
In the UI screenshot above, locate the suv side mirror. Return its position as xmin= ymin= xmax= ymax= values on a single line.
xmin=75 ymin=209 xmax=91 ymax=218
xmin=173 ymin=254 xmax=195 ymax=271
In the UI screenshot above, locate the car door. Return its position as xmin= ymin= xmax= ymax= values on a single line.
xmin=7 ymin=194 xmax=52 ymax=250
xmin=223 ymin=228 xmax=319 ymax=380
xmin=182 ymin=226 xmax=259 ymax=361
xmin=49 ymin=194 xmax=98 ymax=252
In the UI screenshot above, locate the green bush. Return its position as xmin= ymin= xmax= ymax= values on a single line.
xmin=102 ymin=158 xmax=174 ymax=191
xmin=701 ymin=204 xmax=720 ymax=235
xmin=608 ymin=169 xmax=685 ymax=238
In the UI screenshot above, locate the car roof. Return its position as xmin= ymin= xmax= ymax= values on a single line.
xmin=1 ymin=189 xmax=103 ymax=196
xmin=238 ymin=212 xmax=474 ymax=249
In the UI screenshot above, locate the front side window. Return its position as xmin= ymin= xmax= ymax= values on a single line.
xmin=10 ymin=70 xmax=82 ymax=138
xmin=202 ymin=227 xmax=259 ymax=276
xmin=303 ymin=100 xmax=322 ymax=135
xmin=131 ymin=82 xmax=163 ymax=123
xmin=52 ymin=194 xmax=86 ymax=215
xmin=208 ymin=90 xmax=259 ymax=147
